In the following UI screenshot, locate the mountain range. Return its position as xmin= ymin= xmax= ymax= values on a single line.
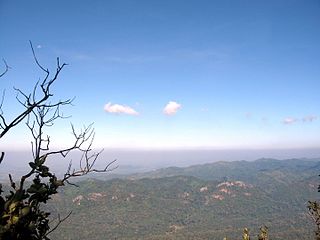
xmin=48 ymin=158 xmax=320 ymax=239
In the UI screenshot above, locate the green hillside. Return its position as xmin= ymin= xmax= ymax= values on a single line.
xmin=48 ymin=159 xmax=319 ymax=239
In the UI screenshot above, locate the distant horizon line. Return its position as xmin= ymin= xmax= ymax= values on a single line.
xmin=4 ymin=146 xmax=320 ymax=152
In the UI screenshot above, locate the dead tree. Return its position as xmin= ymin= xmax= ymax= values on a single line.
xmin=0 ymin=42 xmax=116 ymax=240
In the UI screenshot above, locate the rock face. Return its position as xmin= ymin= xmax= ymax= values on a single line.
xmin=72 ymin=195 xmax=84 ymax=205
xmin=72 ymin=192 xmax=107 ymax=205
xmin=217 ymin=181 xmax=252 ymax=189
xmin=200 ymin=186 xmax=208 ymax=192
xmin=87 ymin=192 xmax=107 ymax=201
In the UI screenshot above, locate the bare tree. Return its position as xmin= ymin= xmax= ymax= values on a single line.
xmin=0 ymin=42 xmax=116 ymax=240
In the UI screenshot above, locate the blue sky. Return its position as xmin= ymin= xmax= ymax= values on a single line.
xmin=0 ymin=0 xmax=320 ymax=150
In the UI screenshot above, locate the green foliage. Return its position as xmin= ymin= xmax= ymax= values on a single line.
xmin=242 ymin=228 xmax=250 ymax=240
xmin=0 ymin=161 xmax=62 ymax=240
xmin=48 ymin=159 xmax=318 ymax=240
xmin=258 ymin=226 xmax=269 ymax=240
xmin=224 ymin=226 xmax=269 ymax=240
xmin=308 ymin=199 xmax=320 ymax=239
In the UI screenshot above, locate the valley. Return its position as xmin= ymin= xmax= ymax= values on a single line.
xmin=48 ymin=158 xmax=319 ymax=239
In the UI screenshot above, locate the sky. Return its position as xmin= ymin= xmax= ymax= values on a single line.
xmin=0 ymin=0 xmax=320 ymax=151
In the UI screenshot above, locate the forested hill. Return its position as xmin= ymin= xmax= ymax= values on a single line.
xmin=49 ymin=158 xmax=319 ymax=240
xmin=129 ymin=158 xmax=320 ymax=181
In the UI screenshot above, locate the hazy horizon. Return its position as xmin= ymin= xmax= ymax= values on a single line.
xmin=1 ymin=148 xmax=319 ymax=180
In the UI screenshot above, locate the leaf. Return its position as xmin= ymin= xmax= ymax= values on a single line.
xmin=29 ymin=162 xmax=36 ymax=169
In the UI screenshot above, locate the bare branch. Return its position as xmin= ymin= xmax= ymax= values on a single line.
xmin=0 ymin=42 xmax=69 ymax=140
xmin=0 ymin=43 xmax=115 ymax=239
xmin=0 ymin=59 xmax=9 ymax=78
xmin=29 ymin=40 xmax=49 ymax=75
xmin=9 ymin=174 xmax=16 ymax=190
xmin=0 ymin=89 xmax=5 ymax=111
xmin=0 ymin=152 xmax=4 ymax=164
xmin=46 ymin=211 xmax=72 ymax=236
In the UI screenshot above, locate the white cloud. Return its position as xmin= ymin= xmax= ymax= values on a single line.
xmin=302 ymin=115 xmax=317 ymax=122
xmin=282 ymin=115 xmax=318 ymax=125
xmin=282 ymin=117 xmax=298 ymax=125
xmin=36 ymin=45 xmax=42 ymax=49
xmin=163 ymin=101 xmax=181 ymax=115
xmin=104 ymin=102 xmax=138 ymax=115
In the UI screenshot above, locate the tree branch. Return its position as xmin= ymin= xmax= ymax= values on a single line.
xmin=0 ymin=42 xmax=69 ymax=140
xmin=0 ymin=59 xmax=9 ymax=78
